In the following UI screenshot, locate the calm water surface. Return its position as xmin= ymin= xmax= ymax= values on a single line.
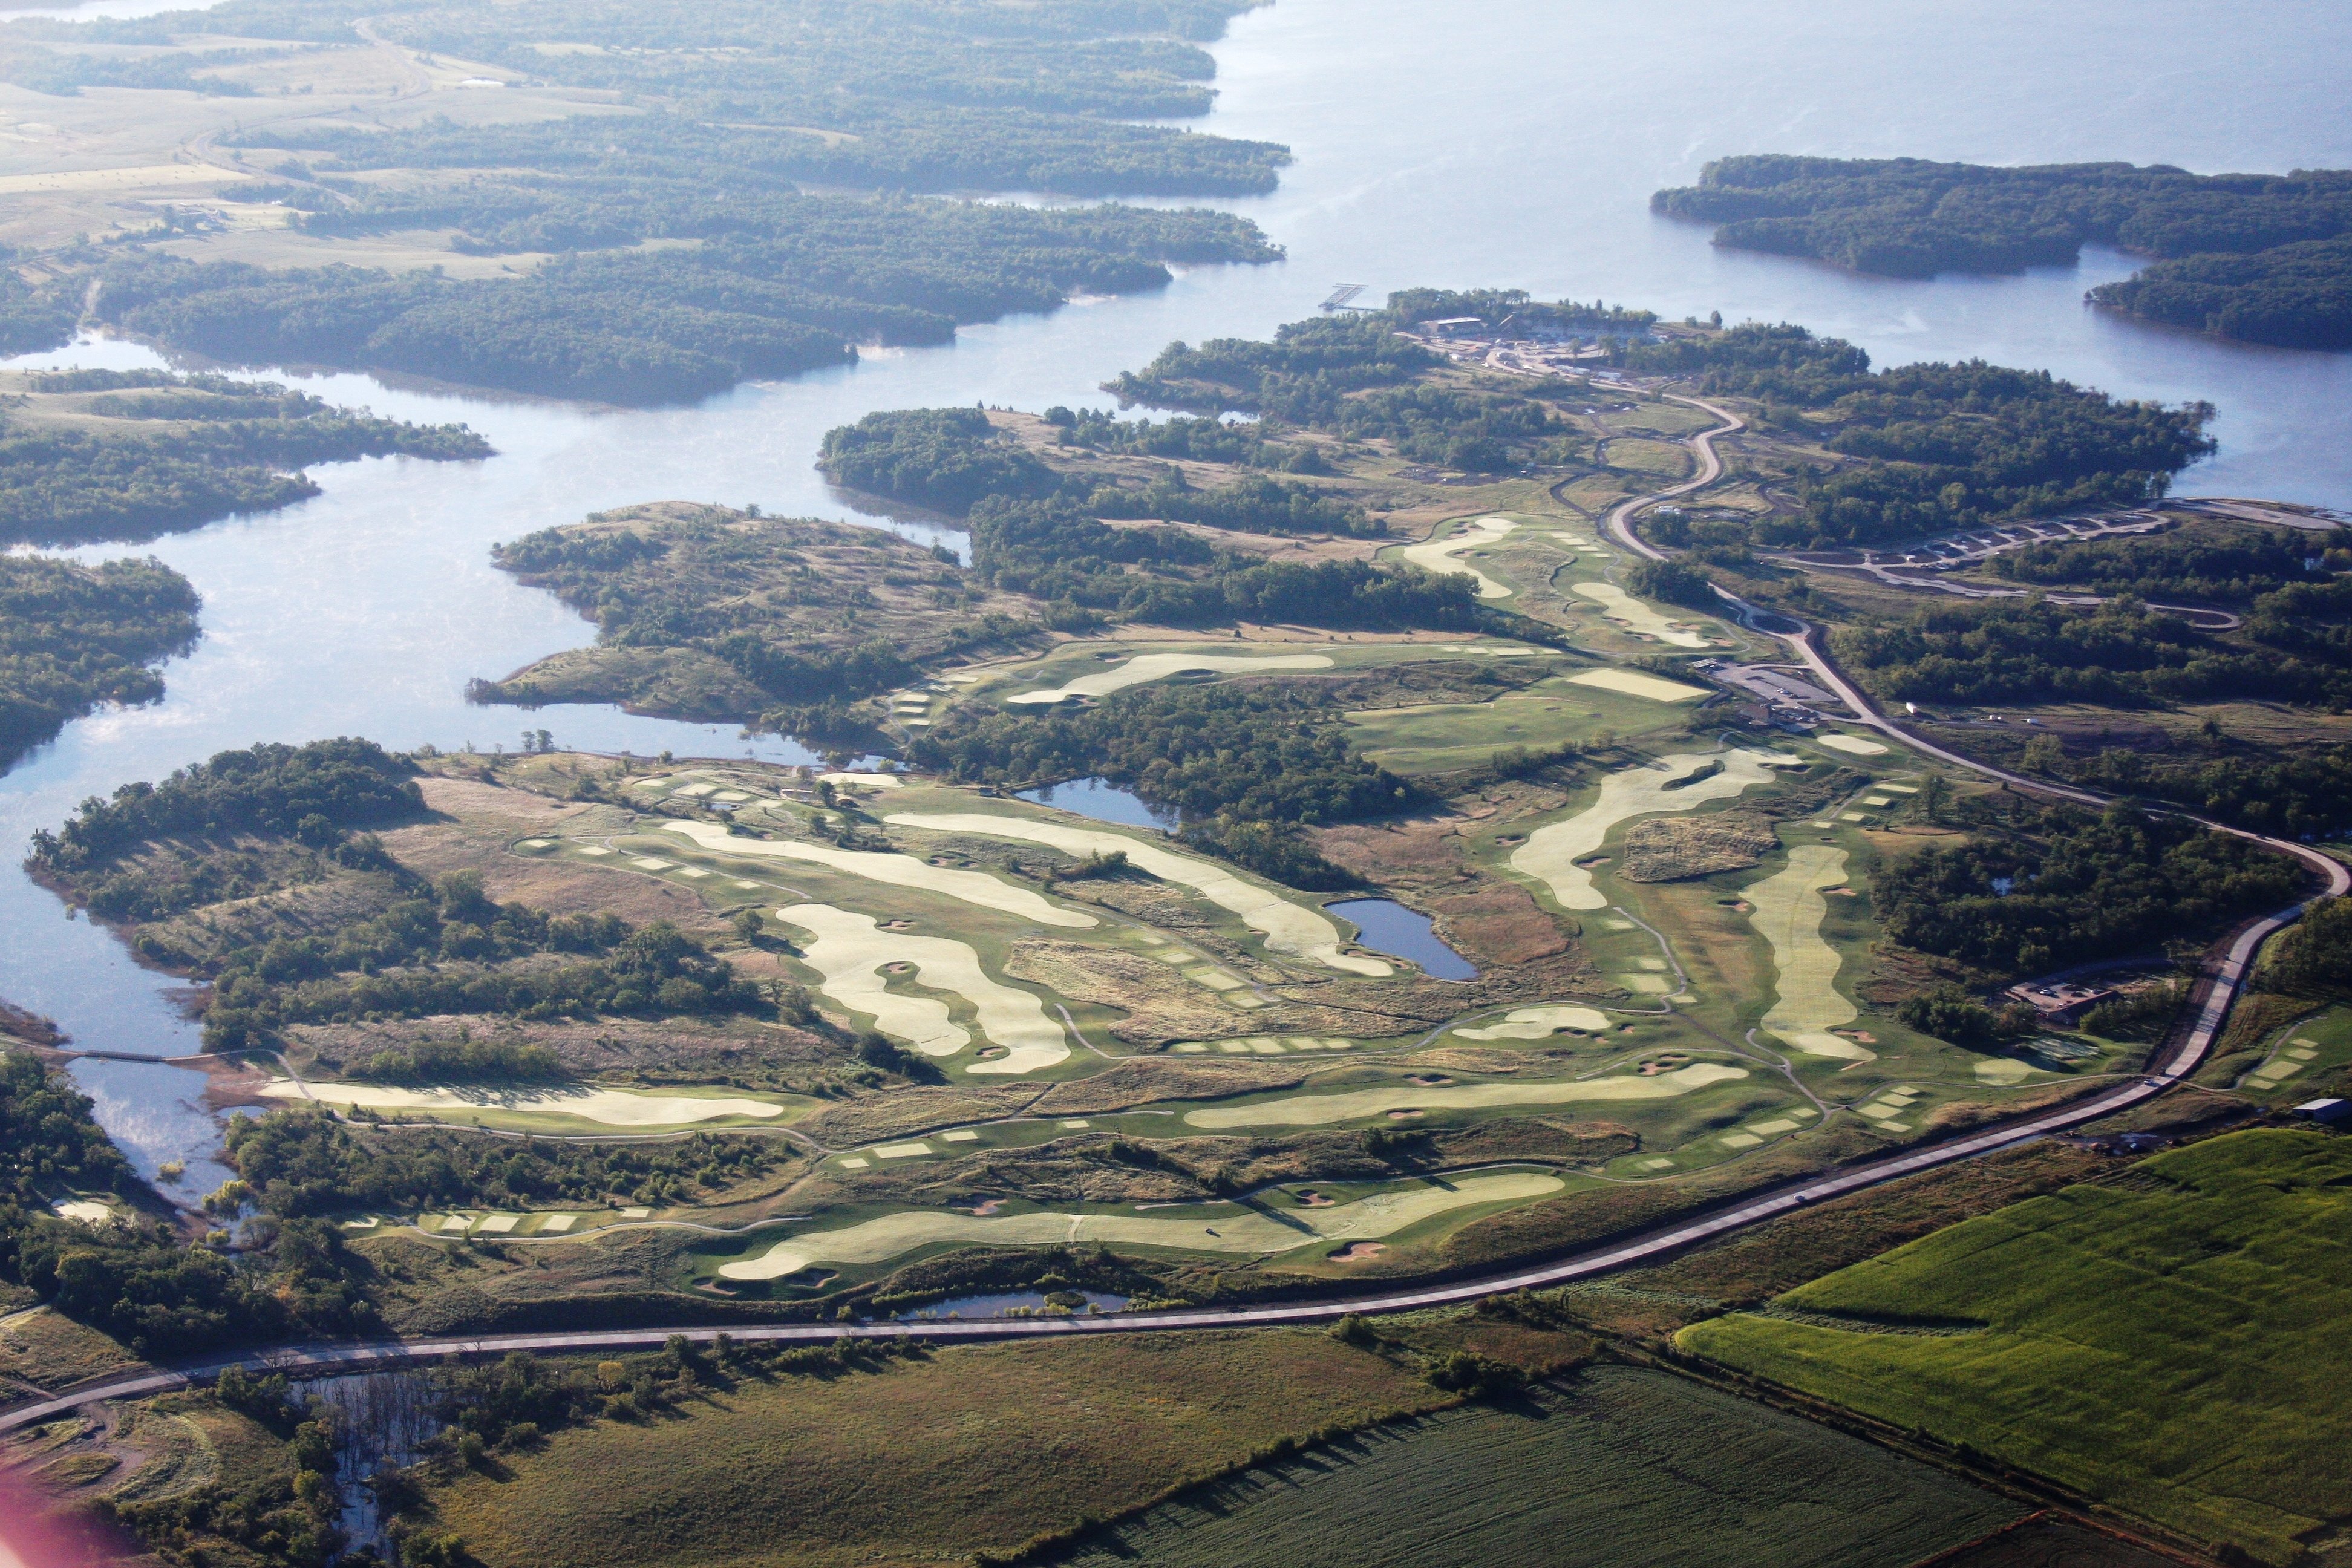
xmin=1014 ymin=777 xmax=1177 ymax=830
xmin=1326 ymin=899 xmax=1478 ymax=981
xmin=8 ymin=0 xmax=2349 ymax=1194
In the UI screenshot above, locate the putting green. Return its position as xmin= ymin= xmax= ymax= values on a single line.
xmin=1566 ymin=668 xmax=1709 ymax=702
xmin=1181 ymin=1062 xmax=1750 ymax=1128
xmin=886 ymin=812 xmax=1390 ymax=976
xmin=1745 ymin=844 xmax=1872 ymax=1061
xmin=1006 ymin=649 xmax=1334 ymax=706
xmin=1816 ymin=733 xmax=1889 ymax=756
xmin=775 ymin=903 xmax=1070 ymax=1074
xmin=656 ymin=819 xmax=1095 ymax=928
xmin=714 ymin=1170 xmax=1565 ymax=1279
xmin=1398 ymin=515 xmax=1516 ymax=598
xmin=1569 ymin=582 xmax=1711 ymax=648
xmin=1455 ymin=1005 xmax=1613 ymax=1039
xmin=263 ymin=1080 xmax=788 ymax=1126
xmin=1511 ymin=750 xmax=1800 ymax=911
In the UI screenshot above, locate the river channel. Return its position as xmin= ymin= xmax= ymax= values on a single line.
xmin=7 ymin=0 xmax=2350 ymax=1203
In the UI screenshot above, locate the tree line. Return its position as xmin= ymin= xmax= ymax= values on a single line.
xmin=1652 ymin=155 xmax=2352 ymax=349
xmin=910 ymin=680 xmax=1416 ymax=825
xmin=0 ymin=553 xmax=199 ymax=766
xmin=0 ymin=367 xmax=491 ymax=547
xmin=1871 ymin=797 xmax=2305 ymax=976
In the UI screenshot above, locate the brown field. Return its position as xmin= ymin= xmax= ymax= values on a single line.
xmin=421 ymin=1329 xmax=1506 ymax=1568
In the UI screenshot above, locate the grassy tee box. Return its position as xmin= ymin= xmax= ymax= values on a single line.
xmin=1677 ymin=1129 xmax=2352 ymax=1564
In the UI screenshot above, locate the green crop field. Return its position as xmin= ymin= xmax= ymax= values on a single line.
xmin=1680 ymin=1130 xmax=2352 ymax=1564
xmin=1052 ymin=1365 xmax=2022 ymax=1568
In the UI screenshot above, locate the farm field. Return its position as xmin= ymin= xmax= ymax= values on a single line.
xmin=422 ymin=1329 xmax=1470 ymax=1568
xmin=1051 ymin=1365 xmax=2025 ymax=1568
xmin=1681 ymin=1131 xmax=2352 ymax=1564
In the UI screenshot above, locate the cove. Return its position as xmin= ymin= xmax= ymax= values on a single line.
xmin=1326 ymin=899 xmax=1478 ymax=981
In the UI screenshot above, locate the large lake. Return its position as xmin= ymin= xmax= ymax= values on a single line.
xmin=8 ymin=0 xmax=2349 ymax=1200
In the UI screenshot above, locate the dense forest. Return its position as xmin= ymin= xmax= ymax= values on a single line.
xmin=1988 ymin=523 xmax=2337 ymax=601
xmin=0 ymin=368 xmax=491 ymax=546
xmin=28 ymin=736 xmax=423 ymax=872
xmin=0 ymin=554 xmax=199 ymax=764
xmin=910 ymin=680 xmax=1415 ymax=823
xmin=1651 ymin=156 xmax=2352 ymax=348
xmin=1614 ymin=325 xmax=2214 ymax=546
xmin=967 ymin=494 xmax=1477 ymax=631
xmin=201 ymin=899 xmax=759 ymax=1051
xmin=1833 ymin=589 xmax=2352 ymax=710
xmin=85 ymin=195 xmax=1273 ymax=405
xmin=2043 ymin=743 xmax=2352 ymax=845
xmin=226 ymin=1103 xmax=786 ymax=1218
xmin=1872 ymin=797 xmax=2305 ymax=975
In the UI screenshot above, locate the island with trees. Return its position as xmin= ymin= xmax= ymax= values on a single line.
xmin=0 ymin=367 xmax=491 ymax=547
xmin=1653 ymin=155 xmax=2352 ymax=348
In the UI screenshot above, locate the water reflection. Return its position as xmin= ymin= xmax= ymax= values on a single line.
xmin=1016 ymin=777 xmax=1177 ymax=830
xmin=1326 ymin=898 xmax=1478 ymax=980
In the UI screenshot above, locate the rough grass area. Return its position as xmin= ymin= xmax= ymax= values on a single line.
xmin=1050 ymin=1366 xmax=2021 ymax=1568
xmin=1680 ymin=1130 xmax=2352 ymax=1564
xmin=1557 ymin=1141 xmax=2105 ymax=1339
xmin=0 ymin=1304 xmax=152 ymax=1391
xmin=1616 ymin=810 xmax=1777 ymax=882
xmin=422 ymin=1330 xmax=1457 ymax=1568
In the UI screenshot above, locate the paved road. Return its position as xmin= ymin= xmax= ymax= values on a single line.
xmin=4 ymin=395 xmax=2339 ymax=1431
xmin=1601 ymin=393 xmax=1745 ymax=550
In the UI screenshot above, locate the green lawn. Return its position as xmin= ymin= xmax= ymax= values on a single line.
xmin=1679 ymin=1130 xmax=2352 ymax=1564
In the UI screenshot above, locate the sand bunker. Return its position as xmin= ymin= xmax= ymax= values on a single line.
xmin=1511 ymin=750 xmax=1800 ymax=910
xmin=1744 ymin=844 xmax=1873 ymax=1061
xmin=1567 ymin=668 xmax=1710 ymax=702
xmin=1399 ymin=515 xmax=1518 ymax=599
xmin=1007 ymin=650 xmax=1334 ymax=706
xmin=775 ymin=902 xmax=1070 ymax=1074
xmin=1455 ymin=1005 xmax=1612 ymax=1040
xmin=886 ymin=812 xmax=1389 ymax=976
xmin=1183 ymin=1063 xmax=1749 ymax=1128
xmin=1815 ymin=733 xmax=1888 ymax=756
xmin=264 ymin=1080 xmax=785 ymax=1126
xmin=715 ymin=1170 xmax=1564 ymax=1279
xmin=821 ymin=772 xmax=903 ymax=788
xmin=1569 ymin=583 xmax=1711 ymax=647
xmin=657 ymin=819 xmax=1094 ymax=928
xmin=53 ymin=1200 xmax=113 ymax=1224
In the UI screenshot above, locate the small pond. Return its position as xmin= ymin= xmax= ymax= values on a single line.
xmin=897 ymin=1289 xmax=1130 ymax=1321
xmin=1017 ymin=777 xmax=1176 ymax=830
xmin=1327 ymin=898 xmax=1478 ymax=979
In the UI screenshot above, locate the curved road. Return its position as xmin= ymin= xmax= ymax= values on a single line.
xmin=3 ymin=391 xmax=2341 ymax=1429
